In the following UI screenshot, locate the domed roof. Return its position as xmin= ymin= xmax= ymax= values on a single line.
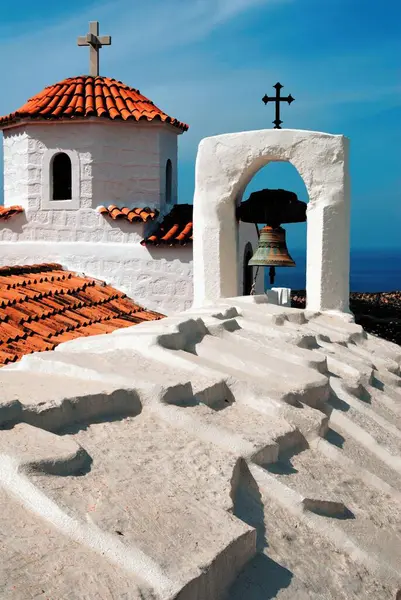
xmin=0 ymin=75 xmax=188 ymax=131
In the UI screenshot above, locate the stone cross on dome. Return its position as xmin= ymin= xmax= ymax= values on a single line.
xmin=77 ymin=21 xmax=111 ymax=77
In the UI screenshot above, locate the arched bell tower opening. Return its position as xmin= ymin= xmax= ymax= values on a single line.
xmin=193 ymin=129 xmax=351 ymax=316
xmin=240 ymin=161 xmax=309 ymax=292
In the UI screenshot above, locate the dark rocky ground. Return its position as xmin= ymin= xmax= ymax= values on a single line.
xmin=291 ymin=291 xmax=401 ymax=347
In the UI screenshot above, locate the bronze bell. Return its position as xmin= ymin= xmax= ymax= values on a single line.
xmin=248 ymin=225 xmax=295 ymax=267
xmin=248 ymin=225 xmax=295 ymax=284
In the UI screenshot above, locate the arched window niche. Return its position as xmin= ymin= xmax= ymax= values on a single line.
xmin=41 ymin=149 xmax=80 ymax=210
xmin=52 ymin=153 xmax=72 ymax=200
xmin=165 ymin=159 xmax=173 ymax=205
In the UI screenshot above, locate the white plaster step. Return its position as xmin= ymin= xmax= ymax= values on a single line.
xmin=226 ymin=298 xmax=310 ymax=325
xmin=0 ymin=369 xmax=144 ymax=432
xmin=363 ymin=384 xmax=401 ymax=427
xmin=361 ymin=334 xmax=401 ymax=365
xmin=330 ymin=377 xmax=401 ymax=457
xmin=372 ymin=367 xmax=401 ymax=389
xmin=344 ymin=342 xmax=400 ymax=375
xmin=249 ymin=464 xmax=401 ymax=590
xmin=230 ymin=303 xmax=308 ymax=328
xmin=190 ymin=335 xmax=329 ymax=408
xmin=297 ymin=320 xmax=362 ymax=345
xmin=327 ymin=411 xmax=401 ymax=491
xmin=371 ymin=375 xmax=401 ymax=403
xmin=167 ymin=348 xmax=327 ymax=410
xmin=261 ymin=442 xmax=401 ymax=574
xmin=312 ymin=436 xmax=401 ymax=505
xmin=309 ymin=314 xmax=366 ymax=342
xmin=0 ymin=423 xmax=89 ymax=476
xmin=316 ymin=340 xmax=374 ymax=382
xmin=155 ymin=401 xmax=304 ymax=467
xmin=234 ymin=315 xmax=316 ymax=348
xmin=223 ymin=324 xmax=327 ymax=373
xmin=31 ymin=414 xmax=256 ymax=598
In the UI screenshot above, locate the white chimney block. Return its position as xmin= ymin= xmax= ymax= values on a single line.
xmin=266 ymin=287 xmax=291 ymax=307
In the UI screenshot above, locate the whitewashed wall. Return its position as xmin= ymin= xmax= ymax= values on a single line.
xmin=0 ymin=220 xmax=262 ymax=314
xmin=1 ymin=121 xmax=181 ymax=246
xmin=0 ymin=239 xmax=192 ymax=314
xmin=3 ymin=129 xmax=29 ymax=208
xmin=3 ymin=121 xmax=180 ymax=212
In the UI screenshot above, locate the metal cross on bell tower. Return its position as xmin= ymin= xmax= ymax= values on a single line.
xmin=262 ymin=82 xmax=294 ymax=129
xmin=77 ymin=21 xmax=111 ymax=77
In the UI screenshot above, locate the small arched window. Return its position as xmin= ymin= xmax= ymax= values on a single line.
xmin=165 ymin=159 xmax=172 ymax=204
xmin=243 ymin=242 xmax=254 ymax=296
xmin=52 ymin=153 xmax=72 ymax=200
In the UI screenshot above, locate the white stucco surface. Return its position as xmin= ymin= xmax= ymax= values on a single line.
xmin=0 ymin=298 xmax=400 ymax=599
xmin=0 ymin=219 xmax=261 ymax=315
xmin=193 ymin=129 xmax=351 ymax=316
xmin=3 ymin=120 xmax=179 ymax=211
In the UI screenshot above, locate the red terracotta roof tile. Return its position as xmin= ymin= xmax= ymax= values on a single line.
xmin=0 ymin=322 xmax=28 ymax=343
xmin=48 ymin=330 xmax=83 ymax=344
xmin=24 ymin=320 xmax=59 ymax=339
xmin=141 ymin=204 xmax=193 ymax=246
xmin=97 ymin=205 xmax=158 ymax=223
xmin=0 ymin=206 xmax=24 ymax=220
xmin=0 ymin=263 xmax=164 ymax=366
xmin=0 ymin=349 xmax=19 ymax=364
xmin=128 ymin=310 xmax=164 ymax=322
xmin=63 ymin=309 xmax=92 ymax=326
xmin=0 ymin=76 xmax=189 ymax=131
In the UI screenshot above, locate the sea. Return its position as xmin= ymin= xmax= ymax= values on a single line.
xmin=264 ymin=248 xmax=401 ymax=292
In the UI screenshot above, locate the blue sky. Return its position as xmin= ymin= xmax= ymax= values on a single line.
xmin=0 ymin=0 xmax=399 ymax=250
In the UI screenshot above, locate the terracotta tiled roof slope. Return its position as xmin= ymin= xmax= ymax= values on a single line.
xmin=142 ymin=204 xmax=193 ymax=246
xmin=0 ymin=76 xmax=189 ymax=131
xmin=97 ymin=205 xmax=158 ymax=223
xmin=0 ymin=206 xmax=24 ymax=220
xmin=0 ymin=263 xmax=164 ymax=366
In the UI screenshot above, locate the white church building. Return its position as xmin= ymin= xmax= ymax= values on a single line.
xmin=0 ymin=38 xmax=262 ymax=316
